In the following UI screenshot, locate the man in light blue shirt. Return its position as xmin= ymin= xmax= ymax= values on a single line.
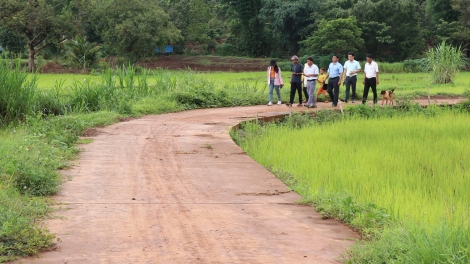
xmin=325 ymin=54 xmax=343 ymax=107
xmin=341 ymin=52 xmax=362 ymax=103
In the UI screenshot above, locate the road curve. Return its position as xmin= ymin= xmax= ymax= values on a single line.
xmin=19 ymin=99 xmax=463 ymax=264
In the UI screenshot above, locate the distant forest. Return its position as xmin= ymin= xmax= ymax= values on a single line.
xmin=0 ymin=0 xmax=469 ymax=69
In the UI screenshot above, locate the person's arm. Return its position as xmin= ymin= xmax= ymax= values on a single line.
xmin=312 ymin=66 xmax=319 ymax=77
xmin=267 ymin=67 xmax=270 ymax=85
xmin=279 ymin=68 xmax=284 ymax=86
xmin=338 ymin=65 xmax=343 ymax=85
xmin=376 ymin=63 xmax=379 ymax=85
xmin=341 ymin=67 xmax=347 ymax=84
xmin=363 ymin=64 xmax=367 ymax=84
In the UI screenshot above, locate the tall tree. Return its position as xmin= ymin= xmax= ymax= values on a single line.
xmin=90 ymin=0 xmax=182 ymax=61
xmin=187 ymin=0 xmax=212 ymax=43
xmin=260 ymin=0 xmax=317 ymax=55
xmin=222 ymin=0 xmax=267 ymax=56
xmin=352 ymin=0 xmax=425 ymax=61
xmin=426 ymin=0 xmax=460 ymax=25
xmin=0 ymin=0 xmax=82 ymax=72
xmin=302 ymin=17 xmax=364 ymax=57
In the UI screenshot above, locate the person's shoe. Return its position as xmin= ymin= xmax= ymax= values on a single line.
xmin=352 ymin=100 xmax=356 ymax=103
xmin=277 ymin=101 xmax=282 ymax=105
xmin=311 ymin=105 xmax=317 ymax=108
xmin=297 ymin=103 xmax=303 ymax=107
xmin=286 ymin=103 xmax=292 ymax=107
xmin=267 ymin=101 xmax=273 ymax=106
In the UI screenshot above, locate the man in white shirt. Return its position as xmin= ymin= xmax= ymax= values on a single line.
xmin=341 ymin=52 xmax=361 ymax=103
xmin=303 ymin=57 xmax=319 ymax=108
xmin=362 ymin=54 xmax=379 ymax=104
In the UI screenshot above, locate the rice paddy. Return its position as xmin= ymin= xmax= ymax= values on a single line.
xmin=234 ymin=106 xmax=470 ymax=262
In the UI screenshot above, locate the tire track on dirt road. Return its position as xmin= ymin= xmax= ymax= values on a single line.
xmin=19 ymin=99 xmax=463 ymax=263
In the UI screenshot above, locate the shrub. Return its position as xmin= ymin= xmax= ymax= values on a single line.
xmin=216 ymin=43 xmax=236 ymax=56
xmin=0 ymin=188 xmax=54 ymax=261
xmin=426 ymin=41 xmax=467 ymax=84
xmin=0 ymin=61 xmax=36 ymax=123
xmin=403 ymin=58 xmax=428 ymax=73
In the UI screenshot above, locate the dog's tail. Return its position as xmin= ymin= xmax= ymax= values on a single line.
xmin=391 ymin=86 xmax=396 ymax=93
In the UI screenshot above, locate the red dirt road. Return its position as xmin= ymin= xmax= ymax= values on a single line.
xmin=18 ymin=99 xmax=464 ymax=264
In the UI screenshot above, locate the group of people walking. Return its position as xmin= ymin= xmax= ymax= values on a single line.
xmin=266 ymin=53 xmax=379 ymax=107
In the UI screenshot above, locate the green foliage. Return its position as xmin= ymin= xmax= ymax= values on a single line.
xmin=0 ymin=187 xmax=54 ymax=262
xmin=0 ymin=61 xmax=36 ymax=124
xmin=302 ymin=17 xmax=364 ymax=57
xmin=216 ymin=43 xmax=236 ymax=56
xmin=222 ymin=0 xmax=267 ymax=56
xmin=90 ymin=0 xmax=182 ymax=62
xmin=426 ymin=41 xmax=467 ymax=84
xmin=403 ymin=58 xmax=428 ymax=73
xmin=65 ymin=36 xmax=102 ymax=70
xmin=352 ymin=0 xmax=425 ymax=62
xmin=0 ymin=0 xmax=82 ymax=72
xmin=259 ymin=0 xmax=317 ymax=53
xmin=0 ymin=25 xmax=27 ymax=55
xmin=186 ymin=0 xmax=212 ymax=44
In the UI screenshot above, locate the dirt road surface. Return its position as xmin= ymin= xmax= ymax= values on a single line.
xmin=19 ymin=98 xmax=463 ymax=264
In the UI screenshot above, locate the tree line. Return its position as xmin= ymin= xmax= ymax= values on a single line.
xmin=0 ymin=0 xmax=468 ymax=71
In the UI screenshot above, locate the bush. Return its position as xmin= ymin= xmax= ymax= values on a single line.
xmin=0 ymin=188 xmax=54 ymax=262
xmin=403 ymin=58 xmax=427 ymax=73
xmin=427 ymin=41 xmax=467 ymax=84
xmin=216 ymin=43 xmax=236 ymax=56
xmin=0 ymin=61 xmax=37 ymax=124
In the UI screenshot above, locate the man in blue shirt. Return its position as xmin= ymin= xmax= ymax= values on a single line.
xmin=325 ymin=55 xmax=343 ymax=107
xmin=341 ymin=52 xmax=361 ymax=103
xmin=288 ymin=55 xmax=304 ymax=107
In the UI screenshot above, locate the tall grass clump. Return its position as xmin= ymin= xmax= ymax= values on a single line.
xmin=0 ymin=60 xmax=37 ymax=124
xmin=427 ymin=41 xmax=467 ymax=84
xmin=233 ymin=105 xmax=470 ymax=262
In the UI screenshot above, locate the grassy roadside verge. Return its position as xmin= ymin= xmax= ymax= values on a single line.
xmin=231 ymin=102 xmax=470 ymax=263
xmin=0 ymin=61 xmax=266 ymax=261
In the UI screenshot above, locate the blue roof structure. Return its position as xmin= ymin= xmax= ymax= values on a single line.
xmin=0 ymin=46 xmax=4 ymax=52
xmin=155 ymin=45 xmax=173 ymax=53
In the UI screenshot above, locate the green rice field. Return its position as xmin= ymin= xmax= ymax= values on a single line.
xmin=234 ymin=107 xmax=470 ymax=262
xmin=34 ymin=71 xmax=470 ymax=99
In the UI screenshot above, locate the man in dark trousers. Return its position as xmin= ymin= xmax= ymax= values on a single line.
xmin=287 ymin=55 xmax=304 ymax=107
xmin=325 ymin=54 xmax=343 ymax=107
xmin=362 ymin=54 xmax=380 ymax=104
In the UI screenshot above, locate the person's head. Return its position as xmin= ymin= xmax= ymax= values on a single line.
xmin=307 ymin=57 xmax=314 ymax=66
xmin=348 ymin=52 xmax=355 ymax=61
xmin=366 ymin=54 xmax=373 ymax=63
xmin=291 ymin=55 xmax=299 ymax=64
xmin=332 ymin=54 xmax=339 ymax=63
xmin=269 ymin=59 xmax=279 ymax=73
xmin=320 ymin=68 xmax=326 ymax=74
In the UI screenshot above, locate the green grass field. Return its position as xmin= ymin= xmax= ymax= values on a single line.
xmin=2 ymin=64 xmax=470 ymax=262
xmin=34 ymin=71 xmax=470 ymax=102
xmin=233 ymin=106 xmax=470 ymax=263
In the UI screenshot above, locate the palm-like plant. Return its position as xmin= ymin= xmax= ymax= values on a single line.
xmin=426 ymin=41 xmax=467 ymax=84
xmin=66 ymin=37 xmax=102 ymax=70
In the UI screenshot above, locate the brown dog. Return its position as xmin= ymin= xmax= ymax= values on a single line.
xmin=380 ymin=87 xmax=396 ymax=105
